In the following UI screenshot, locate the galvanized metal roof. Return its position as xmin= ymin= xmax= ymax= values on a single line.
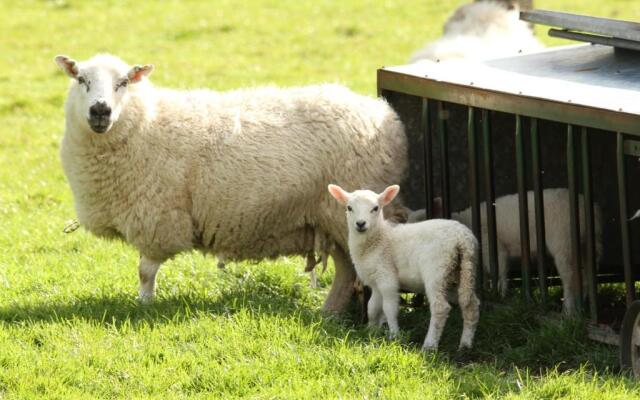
xmin=383 ymin=44 xmax=640 ymax=116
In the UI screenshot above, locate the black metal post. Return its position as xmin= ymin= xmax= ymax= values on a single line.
xmin=567 ymin=124 xmax=583 ymax=312
xmin=581 ymin=127 xmax=598 ymax=321
xmin=422 ymin=99 xmax=434 ymax=219
xmin=482 ymin=110 xmax=499 ymax=291
xmin=437 ymin=101 xmax=451 ymax=219
xmin=617 ymin=132 xmax=635 ymax=307
xmin=515 ymin=115 xmax=532 ymax=300
xmin=530 ymin=118 xmax=548 ymax=303
xmin=467 ymin=107 xmax=483 ymax=296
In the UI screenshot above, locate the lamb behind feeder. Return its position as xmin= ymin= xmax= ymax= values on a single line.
xmin=408 ymin=188 xmax=602 ymax=315
xmin=410 ymin=1 xmax=543 ymax=63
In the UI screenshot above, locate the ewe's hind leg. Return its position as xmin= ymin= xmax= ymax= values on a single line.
xmin=323 ymin=246 xmax=357 ymax=313
xmin=423 ymin=283 xmax=452 ymax=351
xmin=138 ymin=256 xmax=163 ymax=304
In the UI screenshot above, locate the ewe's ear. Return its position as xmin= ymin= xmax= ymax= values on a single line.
xmin=328 ymin=184 xmax=350 ymax=204
xmin=127 ymin=64 xmax=154 ymax=83
xmin=378 ymin=185 xmax=400 ymax=206
xmin=55 ymin=55 xmax=78 ymax=79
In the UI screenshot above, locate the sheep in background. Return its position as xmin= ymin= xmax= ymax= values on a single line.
xmin=408 ymin=188 xmax=603 ymax=315
xmin=410 ymin=1 xmax=543 ymax=63
xmin=55 ymin=53 xmax=408 ymax=312
xmin=329 ymin=184 xmax=480 ymax=351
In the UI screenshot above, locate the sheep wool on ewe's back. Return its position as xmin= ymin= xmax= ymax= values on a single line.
xmin=54 ymin=53 xmax=408 ymax=312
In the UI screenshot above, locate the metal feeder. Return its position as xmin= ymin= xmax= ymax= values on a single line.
xmin=377 ymin=10 xmax=640 ymax=374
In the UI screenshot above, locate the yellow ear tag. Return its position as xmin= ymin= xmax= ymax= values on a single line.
xmin=63 ymin=219 xmax=80 ymax=234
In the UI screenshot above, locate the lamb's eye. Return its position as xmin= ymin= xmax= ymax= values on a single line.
xmin=77 ymin=76 xmax=90 ymax=92
xmin=371 ymin=206 xmax=379 ymax=213
xmin=346 ymin=205 xmax=353 ymax=212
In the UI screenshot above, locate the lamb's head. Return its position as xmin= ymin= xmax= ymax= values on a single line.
xmin=54 ymin=54 xmax=153 ymax=134
xmin=328 ymin=184 xmax=400 ymax=235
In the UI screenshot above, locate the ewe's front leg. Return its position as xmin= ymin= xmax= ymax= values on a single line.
xmin=138 ymin=256 xmax=163 ymax=304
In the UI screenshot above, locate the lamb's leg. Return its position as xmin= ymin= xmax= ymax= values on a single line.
xmin=379 ymin=282 xmax=400 ymax=338
xmin=553 ymin=252 xmax=579 ymax=316
xmin=423 ymin=287 xmax=452 ymax=351
xmin=367 ymin=288 xmax=384 ymax=328
xmin=323 ymin=245 xmax=356 ymax=313
xmin=138 ymin=256 xmax=162 ymax=304
xmin=497 ymin=245 xmax=509 ymax=297
xmin=309 ymin=269 xmax=319 ymax=289
xmin=458 ymin=290 xmax=480 ymax=350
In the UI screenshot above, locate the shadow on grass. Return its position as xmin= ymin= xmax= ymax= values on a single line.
xmin=399 ymin=293 xmax=622 ymax=377
xmin=0 ymin=267 xmax=367 ymax=343
xmin=0 ymin=269 xmax=627 ymax=381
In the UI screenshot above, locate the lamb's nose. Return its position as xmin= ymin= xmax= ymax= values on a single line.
xmin=89 ymin=101 xmax=111 ymax=118
xmin=356 ymin=221 xmax=366 ymax=229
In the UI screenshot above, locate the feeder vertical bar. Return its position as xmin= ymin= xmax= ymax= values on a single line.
xmin=567 ymin=124 xmax=583 ymax=313
xmin=617 ymin=132 xmax=635 ymax=307
xmin=422 ymin=99 xmax=434 ymax=219
xmin=530 ymin=118 xmax=548 ymax=303
xmin=467 ymin=107 xmax=483 ymax=295
xmin=515 ymin=115 xmax=532 ymax=300
xmin=437 ymin=101 xmax=451 ymax=219
xmin=482 ymin=109 xmax=499 ymax=291
xmin=581 ymin=127 xmax=598 ymax=321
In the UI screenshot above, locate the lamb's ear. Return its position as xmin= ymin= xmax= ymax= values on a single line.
xmin=378 ymin=185 xmax=400 ymax=206
xmin=55 ymin=55 xmax=78 ymax=79
xmin=328 ymin=184 xmax=350 ymax=204
xmin=127 ymin=64 xmax=154 ymax=83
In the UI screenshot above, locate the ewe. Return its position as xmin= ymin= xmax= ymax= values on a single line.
xmin=329 ymin=184 xmax=480 ymax=350
xmin=55 ymin=54 xmax=407 ymax=312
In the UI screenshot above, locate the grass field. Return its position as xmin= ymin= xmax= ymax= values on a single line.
xmin=2 ymin=0 xmax=640 ymax=398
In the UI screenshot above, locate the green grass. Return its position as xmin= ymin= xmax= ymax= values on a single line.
xmin=2 ymin=0 xmax=640 ymax=398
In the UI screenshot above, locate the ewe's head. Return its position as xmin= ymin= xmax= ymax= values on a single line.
xmin=328 ymin=184 xmax=400 ymax=234
xmin=55 ymin=54 xmax=153 ymax=134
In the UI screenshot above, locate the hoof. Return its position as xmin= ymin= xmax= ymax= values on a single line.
xmin=458 ymin=340 xmax=473 ymax=351
xmin=421 ymin=344 xmax=438 ymax=353
xmin=137 ymin=294 xmax=154 ymax=305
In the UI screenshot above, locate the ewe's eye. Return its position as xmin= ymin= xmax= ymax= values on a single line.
xmin=371 ymin=206 xmax=379 ymax=213
xmin=346 ymin=205 xmax=353 ymax=212
xmin=115 ymin=79 xmax=128 ymax=91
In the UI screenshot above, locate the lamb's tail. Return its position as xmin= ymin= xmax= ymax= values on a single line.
xmin=456 ymin=232 xmax=481 ymax=349
xmin=457 ymin=234 xmax=480 ymax=307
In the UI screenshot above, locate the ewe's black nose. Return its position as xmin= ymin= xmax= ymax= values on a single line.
xmin=356 ymin=221 xmax=366 ymax=229
xmin=89 ymin=101 xmax=111 ymax=118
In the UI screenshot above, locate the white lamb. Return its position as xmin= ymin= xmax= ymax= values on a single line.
xmin=328 ymin=184 xmax=480 ymax=350
xmin=408 ymin=188 xmax=602 ymax=315
xmin=54 ymin=54 xmax=408 ymax=312
xmin=410 ymin=1 xmax=543 ymax=63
